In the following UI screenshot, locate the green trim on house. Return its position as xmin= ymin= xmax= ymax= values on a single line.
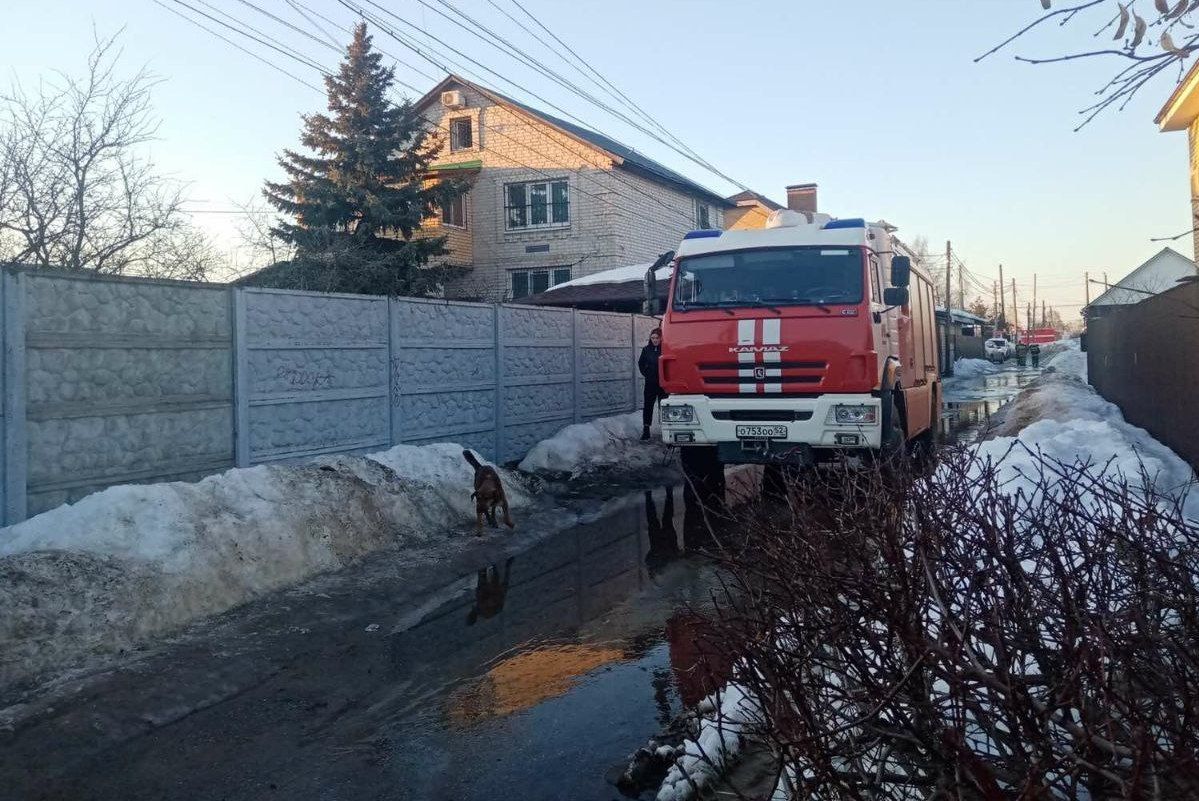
xmin=429 ymin=159 xmax=482 ymax=171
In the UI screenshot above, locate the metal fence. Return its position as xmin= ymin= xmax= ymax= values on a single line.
xmin=0 ymin=266 xmax=656 ymax=523
xmin=1085 ymin=280 xmax=1199 ymax=469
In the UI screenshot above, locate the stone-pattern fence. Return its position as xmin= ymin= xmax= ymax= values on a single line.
xmin=0 ymin=266 xmax=657 ymax=524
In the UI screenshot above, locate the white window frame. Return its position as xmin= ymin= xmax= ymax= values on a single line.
xmin=695 ymin=199 xmax=712 ymax=229
xmin=505 ymin=179 xmax=570 ymax=230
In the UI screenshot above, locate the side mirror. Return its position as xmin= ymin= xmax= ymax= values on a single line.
xmin=643 ymin=264 xmax=658 ymax=315
xmin=890 ymin=255 xmax=911 ymax=288
xmin=883 ymin=286 xmax=909 ymax=307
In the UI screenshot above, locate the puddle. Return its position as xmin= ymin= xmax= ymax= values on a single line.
xmin=941 ymin=364 xmax=1041 ymax=442
xmin=338 ymin=467 xmax=758 ymax=801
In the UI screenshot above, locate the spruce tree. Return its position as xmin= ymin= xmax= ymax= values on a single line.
xmin=261 ymin=23 xmax=463 ymax=295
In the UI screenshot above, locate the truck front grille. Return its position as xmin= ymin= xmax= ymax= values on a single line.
xmin=711 ymin=410 xmax=814 ymax=422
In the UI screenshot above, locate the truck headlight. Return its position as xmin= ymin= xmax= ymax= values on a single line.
xmin=831 ymin=404 xmax=877 ymax=425
xmin=661 ymin=404 xmax=696 ymax=423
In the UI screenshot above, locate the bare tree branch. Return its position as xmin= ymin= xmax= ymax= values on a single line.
xmin=0 ymin=29 xmax=221 ymax=279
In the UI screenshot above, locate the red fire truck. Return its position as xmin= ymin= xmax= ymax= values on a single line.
xmin=656 ymin=212 xmax=940 ymax=465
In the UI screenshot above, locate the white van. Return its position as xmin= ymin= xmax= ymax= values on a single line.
xmin=984 ymin=338 xmax=1012 ymax=362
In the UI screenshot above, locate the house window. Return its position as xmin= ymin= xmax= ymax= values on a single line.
xmin=506 ymin=180 xmax=569 ymax=229
xmin=441 ymin=192 xmax=467 ymax=228
xmin=696 ymin=201 xmax=711 ymax=229
xmin=449 ymin=118 xmax=473 ymax=151
xmin=510 ymin=266 xmax=572 ymax=299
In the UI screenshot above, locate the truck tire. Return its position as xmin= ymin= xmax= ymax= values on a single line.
xmin=879 ymin=386 xmax=907 ymax=468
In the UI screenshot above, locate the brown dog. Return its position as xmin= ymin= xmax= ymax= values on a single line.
xmin=463 ymin=450 xmax=515 ymax=533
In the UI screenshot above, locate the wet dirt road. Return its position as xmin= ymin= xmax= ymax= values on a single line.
xmin=2 ymin=466 xmax=751 ymax=801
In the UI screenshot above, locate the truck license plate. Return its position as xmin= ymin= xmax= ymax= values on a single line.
xmin=735 ymin=424 xmax=787 ymax=439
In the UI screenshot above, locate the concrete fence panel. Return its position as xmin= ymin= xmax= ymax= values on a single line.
xmin=499 ymin=304 xmax=575 ymax=462
xmin=390 ymin=298 xmax=498 ymax=460
xmin=0 ymin=267 xmax=654 ymax=525
xmin=577 ymin=310 xmax=636 ymax=422
xmin=239 ymin=288 xmax=390 ymax=465
xmin=20 ymin=271 xmax=234 ymax=518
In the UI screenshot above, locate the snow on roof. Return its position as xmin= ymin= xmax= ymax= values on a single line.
xmin=552 ymin=262 xmax=672 ymax=290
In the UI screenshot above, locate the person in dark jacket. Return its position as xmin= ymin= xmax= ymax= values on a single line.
xmin=638 ymin=328 xmax=667 ymax=440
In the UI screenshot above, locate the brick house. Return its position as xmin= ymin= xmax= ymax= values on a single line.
xmin=724 ymin=183 xmax=818 ymax=230
xmin=414 ymin=75 xmax=732 ymax=302
xmin=1156 ymin=62 xmax=1199 ymax=263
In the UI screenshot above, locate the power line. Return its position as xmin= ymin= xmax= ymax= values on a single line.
xmin=339 ymin=0 xmax=705 ymax=229
xmin=152 ymin=0 xmax=323 ymax=92
xmin=285 ymin=0 xmax=342 ymax=49
xmin=285 ymin=0 xmax=439 ymax=83
xmin=498 ymin=0 xmax=702 ymax=163
xmin=427 ymin=0 xmax=749 ymax=192
xmin=350 ymin=0 xmax=745 ymax=199
xmin=159 ymin=1 xmax=660 ymax=228
xmin=161 ymin=0 xmax=713 ymax=233
xmin=182 ymin=0 xmax=328 ymax=73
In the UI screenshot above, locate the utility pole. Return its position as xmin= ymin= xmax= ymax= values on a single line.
xmin=998 ymin=264 xmax=1006 ymax=330
xmin=944 ymin=241 xmax=953 ymax=375
xmin=1084 ymin=271 xmax=1090 ymax=308
xmin=1011 ymin=278 xmax=1018 ymax=337
xmin=1041 ymin=299 xmax=1047 ymax=330
xmin=1031 ymin=273 xmax=1037 ymax=331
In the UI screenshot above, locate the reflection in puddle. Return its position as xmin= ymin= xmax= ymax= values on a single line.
xmin=942 ymin=366 xmax=1040 ymax=442
xmin=446 ymin=643 xmax=627 ymax=725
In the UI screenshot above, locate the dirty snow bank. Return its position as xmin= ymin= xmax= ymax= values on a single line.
xmin=975 ymin=338 xmax=1196 ymax=518
xmin=657 ymin=684 xmax=761 ymax=801
xmin=518 ymin=412 xmax=672 ymax=477
xmin=948 ymin=357 xmax=998 ymax=381
xmin=0 ymin=444 xmax=529 ymax=690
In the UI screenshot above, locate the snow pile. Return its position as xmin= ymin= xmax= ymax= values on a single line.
xmin=551 ymin=261 xmax=671 ymax=289
xmin=973 ymin=340 xmax=1196 ymax=519
xmin=518 ymin=411 xmax=671 ymax=477
xmin=948 ymin=358 xmax=999 ymax=381
xmin=656 ymin=684 xmax=760 ymax=801
xmin=0 ymin=443 xmax=528 ymax=690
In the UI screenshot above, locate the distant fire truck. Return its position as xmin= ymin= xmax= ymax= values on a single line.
xmin=656 ymin=211 xmax=940 ymax=465
xmin=1019 ymin=328 xmax=1058 ymax=346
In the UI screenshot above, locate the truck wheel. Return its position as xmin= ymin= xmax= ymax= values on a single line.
xmin=880 ymin=388 xmax=907 ymax=468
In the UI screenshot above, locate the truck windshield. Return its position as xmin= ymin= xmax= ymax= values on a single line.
xmin=673 ymin=247 xmax=863 ymax=310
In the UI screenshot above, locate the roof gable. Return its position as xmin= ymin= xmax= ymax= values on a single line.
xmin=414 ymin=74 xmax=733 ymax=206
xmin=1089 ymin=247 xmax=1197 ymax=307
xmin=727 ymin=190 xmax=783 ymax=211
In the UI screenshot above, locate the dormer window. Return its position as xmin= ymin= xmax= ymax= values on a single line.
xmin=450 ymin=118 xmax=473 ymax=151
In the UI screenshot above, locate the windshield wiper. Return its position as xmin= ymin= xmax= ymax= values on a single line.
xmin=746 ymin=299 xmax=783 ymax=315
xmin=680 ymin=301 xmax=736 ymax=316
xmin=762 ymin=297 xmax=832 ymax=313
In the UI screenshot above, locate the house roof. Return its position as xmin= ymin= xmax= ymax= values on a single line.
xmin=1085 ymin=247 xmax=1197 ymax=311
xmin=524 ymin=254 xmax=674 ymax=311
xmin=415 ymin=75 xmax=733 ymax=206
xmin=934 ymin=307 xmax=988 ymax=325
xmin=1157 ymin=59 xmax=1199 ymax=131
xmin=726 ymin=190 xmax=783 ymax=211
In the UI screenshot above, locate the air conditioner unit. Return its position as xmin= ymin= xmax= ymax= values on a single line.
xmin=440 ymin=90 xmax=465 ymax=109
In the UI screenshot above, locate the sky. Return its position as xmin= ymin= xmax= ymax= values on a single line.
xmin=4 ymin=0 xmax=1193 ymax=318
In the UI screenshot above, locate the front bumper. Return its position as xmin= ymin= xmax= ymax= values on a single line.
xmin=659 ymin=394 xmax=883 ymax=452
